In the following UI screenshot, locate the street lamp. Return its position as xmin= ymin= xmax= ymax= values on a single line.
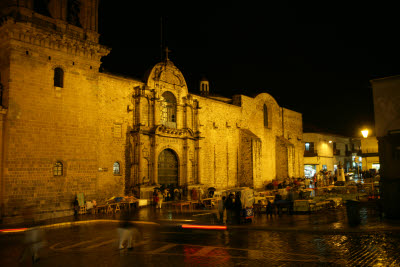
xmin=361 ymin=129 xmax=369 ymax=138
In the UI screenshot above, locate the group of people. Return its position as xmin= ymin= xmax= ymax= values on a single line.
xmin=153 ymin=187 xmax=185 ymax=209
xmin=217 ymin=193 xmax=243 ymax=224
xmin=267 ymin=177 xmax=310 ymax=191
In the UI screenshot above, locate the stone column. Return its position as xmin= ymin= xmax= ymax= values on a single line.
xmin=196 ymin=143 xmax=202 ymax=184
xmin=0 ymin=108 xmax=7 ymax=218
xmin=152 ymin=137 xmax=158 ymax=185
xmin=176 ymin=105 xmax=183 ymax=129
xmin=182 ymin=140 xmax=189 ymax=185
xmin=154 ymin=96 xmax=160 ymax=126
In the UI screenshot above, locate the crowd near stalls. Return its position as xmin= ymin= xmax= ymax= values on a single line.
xmin=253 ymin=171 xmax=381 ymax=215
xmin=71 ymin=169 xmax=380 ymax=221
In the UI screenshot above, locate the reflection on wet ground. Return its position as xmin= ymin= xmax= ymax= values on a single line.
xmin=2 ymin=202 xmax=400 ymax=266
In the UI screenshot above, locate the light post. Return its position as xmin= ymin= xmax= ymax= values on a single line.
xmin=361 ymin=129 xmax=369 ymax=139
xmin=359 ymin=129 xmax=369 ymax=179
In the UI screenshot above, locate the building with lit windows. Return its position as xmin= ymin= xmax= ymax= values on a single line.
xmin=304 ymin=133 xmax=357 ymax=178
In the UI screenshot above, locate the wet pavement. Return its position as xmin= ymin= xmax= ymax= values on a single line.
xmin=1 ymin=202 xmax=400 ymax=266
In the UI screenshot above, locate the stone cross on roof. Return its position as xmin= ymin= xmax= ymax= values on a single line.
xmin=165 ymin=47 xmax=171 ymax=60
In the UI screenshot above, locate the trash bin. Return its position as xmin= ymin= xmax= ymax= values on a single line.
xmin=346 ymin=199 xmax=360 ymax=226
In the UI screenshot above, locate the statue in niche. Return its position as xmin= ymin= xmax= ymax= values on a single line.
xmin=33 ymin=0 xmax=51 ymax=17
xmin=67 ymin=0 xmax=82 ymax=27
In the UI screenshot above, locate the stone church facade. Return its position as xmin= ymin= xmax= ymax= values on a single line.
xmin=0 ymin=1 xmax=303 ymax=222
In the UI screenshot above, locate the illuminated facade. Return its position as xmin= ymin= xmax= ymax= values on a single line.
xmin=303 ymin=133 xmax=353 ymax=177
xmin=371 ymin=75 xmax=400 ymax=219
xmin=0 ymin=1 xmax=303 ymax=222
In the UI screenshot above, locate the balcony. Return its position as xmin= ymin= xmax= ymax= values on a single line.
xmin=333 ymin=149 xmax=341 ymax=156
xmin=304 ymin=150 xmax=318 ymax=157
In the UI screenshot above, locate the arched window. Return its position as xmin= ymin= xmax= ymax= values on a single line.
xmin=53 ymin=161 xmax=63 ymax=176
xmin=161 ymin=91 xmax=177 ymax=128
xmin=54 ymin=67 xmax=64 ymax=88
xmin=113 ymin=162 xmax=120 ymax=175
xmin=263 ymin=104 xmax=269 ymax=128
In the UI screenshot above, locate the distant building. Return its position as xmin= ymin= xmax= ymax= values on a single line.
xmin=371 ymin=75 xmax=400 ymax=219
xmin=0 ymin=1 xmax=303 ymax=223
xmin=359 ymin=136 xmax=380 ymax=172
xmin=303 ymin=133 xmax=353 ymax=177
xmin=303 ymin=133 xmax=378 ymax=178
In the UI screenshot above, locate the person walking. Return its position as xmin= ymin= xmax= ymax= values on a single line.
xmin=157 ymin=190 xmax=163 ymax=209
xmin=266 ymin=200 xmax=273 ymax=218
xmin=118 ymin=211 xmax=134 ymax=249
xmin=218 ymin=196 xmax=226 ymax=223
xmin=153 ymin=191 xmax=159 ymax=208
xmin=19 ymin=206 xmax=46 ymax=264
xmin=225 ymin=194 xmax=234 ymax=224
xmin=73 ymin=196 xmax=79 ymax=216
xmin=234 ymin=194 xmax=242 ymax=224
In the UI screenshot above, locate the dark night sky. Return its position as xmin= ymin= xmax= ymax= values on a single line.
xmin=97 ymin=2 xmax=400 ymax=137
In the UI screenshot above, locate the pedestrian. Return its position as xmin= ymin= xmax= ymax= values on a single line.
xmin=218 ymin=196 xmax=226 ymax=223
xmin=234 ymin=194 xmax=242 ymax=224
xmin=73 ymin=196 xmax=79 ymax=216
xmin=313 ymin=174 xmax=317 ymax=188
xmin=153 ymin=191 xmax=159 ymax=207
xmin=19 ymin=206 xmax=46 ymax=264
xmin=225 ymin=194 xmax=234 ymax=224
xmin=118 ymin=211 xmax=134 ymax=249
xmin=273 ymin=180 xmax=278 ymax=190
xmin=266 ymin=200 xmax=273 ymax=218
xmin=174 ymin=188 xmax=179 ymax=201
xmin=157 ymin=190 xmax=163 ymax=209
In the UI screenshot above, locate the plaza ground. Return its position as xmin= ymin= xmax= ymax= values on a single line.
xmin=1 ymin=202 xmax=400 ymax=266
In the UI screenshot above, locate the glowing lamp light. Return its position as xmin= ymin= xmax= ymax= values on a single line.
xmin=182 ymin=224 xmax=227 ymax=230
xmin=361 ymin=129 xmax=369 ymax=138
xmin=329 ymin=140 xmax=332 ymax=143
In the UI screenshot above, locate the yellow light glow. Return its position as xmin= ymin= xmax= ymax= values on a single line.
xmin=329 ymin=140 xmax=332 ymax=143
xmin=361 ymin=129 xmax=369 ymax=138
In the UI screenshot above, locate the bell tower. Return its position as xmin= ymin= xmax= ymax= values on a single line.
xmin=0 ymin=0 xmax=100 ymax=41
xmin=200 ymin=77 xmax=209 ymax=96
xmin=0 ymin=0 xmax=109 ymax=221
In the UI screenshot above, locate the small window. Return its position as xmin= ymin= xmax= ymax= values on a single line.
xmin=54 ymin=67 xmax=64 ymax=87
xmin=53 ymin=161 xmax=63 ymax=176
xmin=263 ymin=104 xmax=268 ymax=127
xmin=305 ymin=143 xmax=310 ymax=151
xmin=113 ymin=162 xmax=120 ymax=175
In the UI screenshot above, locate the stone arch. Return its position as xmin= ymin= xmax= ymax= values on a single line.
xmin=157 ymin=148 xmax=179 ymax=186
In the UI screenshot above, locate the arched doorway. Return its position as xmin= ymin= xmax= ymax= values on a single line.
xmin=158 ymin=149 xmax=178 ymax=186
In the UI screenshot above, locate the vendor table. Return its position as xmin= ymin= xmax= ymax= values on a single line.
xmin=253 ymin=203 xmax=268 ymax=214
xmin=201 ymin=198 xmax=216 ymax=209
xmin=119 ymin=201 xmax=138 ymax=212
xmin=315 ymin=201 xmax=331 ymax=210
xmin=93 ymin=203 xmax=121 ymax=214
xmin=93 ymin=204 xmax=107 ymax=214
xmin=172 ymin=201 xmax=192 ymax=212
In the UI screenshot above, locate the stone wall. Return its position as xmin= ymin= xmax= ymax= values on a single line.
xmin=3 ymin=38 xmax=101 ymax=221
xmin=195 ymin=95 xmax=241 ymax=189
xmin=97 ymin=73 xmax=141 ymax=199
